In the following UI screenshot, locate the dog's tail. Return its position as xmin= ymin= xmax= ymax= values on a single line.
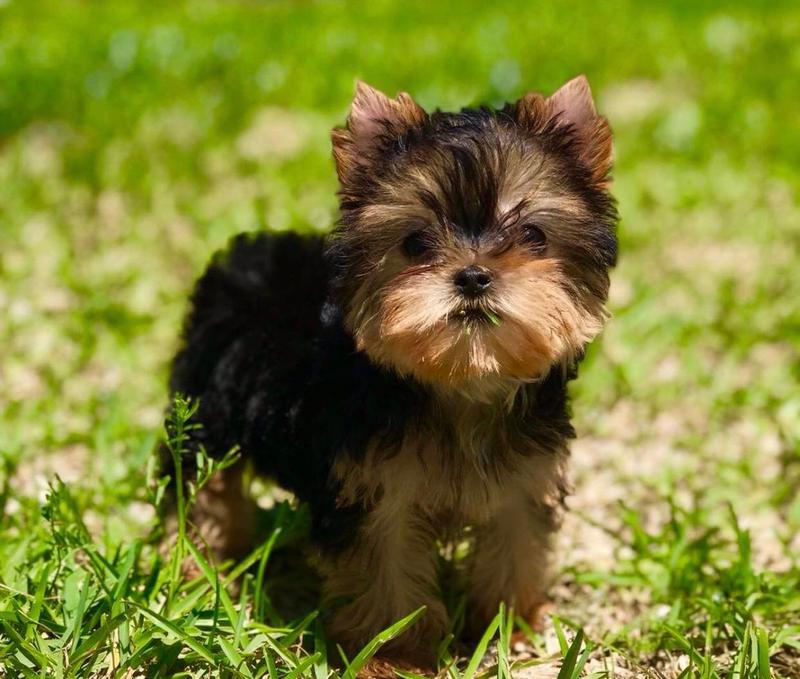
xmin=169 ymin=230 xmax=328 ymax=399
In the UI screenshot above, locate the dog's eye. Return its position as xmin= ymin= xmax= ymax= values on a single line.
xmin=401 ymin=231 xmax=432 ymax=259
xmin=521 ymin=223 xmax=547 ymax=251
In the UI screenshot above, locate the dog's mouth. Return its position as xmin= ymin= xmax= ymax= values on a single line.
xmin=451 ymin=307 xmax=502 ymax=326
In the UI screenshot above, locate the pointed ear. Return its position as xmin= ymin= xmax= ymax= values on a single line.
xmin=547 ymin=75 xmax=613 ymax=184
xmin=548 ymin=75 xmax=598 ymax=131
xmin=332 ymin=81 xmax=426 ymax=183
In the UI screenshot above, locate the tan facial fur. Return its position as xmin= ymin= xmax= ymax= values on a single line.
xmin=343 ymin=161 xmax=607 ymax=388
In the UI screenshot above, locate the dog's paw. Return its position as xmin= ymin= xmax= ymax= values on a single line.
xmin=522 ymin=597 xmax=555 ymax=633
xmin=465 ymin=597 xmax=555 ymax=644
xmin=356 ymin=656 xmax=434 ymax=678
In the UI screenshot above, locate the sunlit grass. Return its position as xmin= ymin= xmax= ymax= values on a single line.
xmin=1 ymin=0 xmax=798 ymax=676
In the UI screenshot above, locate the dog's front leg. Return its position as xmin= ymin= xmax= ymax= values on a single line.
xmin=467 ymin=490 xmax=561 ymax=633
xmin=321 ymin=501 xmax=447 ymax=664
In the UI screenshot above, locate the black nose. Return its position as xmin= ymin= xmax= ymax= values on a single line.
xmin=454 ymin=265 xmax=493 ymax=297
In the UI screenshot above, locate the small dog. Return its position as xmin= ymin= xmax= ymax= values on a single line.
xmin=163 ymin=75 xmax=617 ymax=663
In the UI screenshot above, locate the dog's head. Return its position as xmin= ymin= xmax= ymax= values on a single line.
xmin=328 ymin=77 xmax=617 ymax=391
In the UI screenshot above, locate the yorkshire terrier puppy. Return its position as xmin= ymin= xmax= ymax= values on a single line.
xmin=163 ymin=75 xmax=617 ymax=663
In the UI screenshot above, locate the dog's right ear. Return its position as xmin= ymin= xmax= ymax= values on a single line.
xmin=332 ymin=81 xmax=427 ymax=184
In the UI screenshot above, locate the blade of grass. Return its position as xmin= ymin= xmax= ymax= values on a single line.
xmin=233 ymin=575 xmax=249 ymax=650
xmin=66 ymin=572 xmax=91 ymax=657
xmin=219 ymin=636 xmax=252 ymax=677
xmin=183 ymin=539 xmax=239 ymax=631
xmin=731 ymin=622 xmax=753 ymax=679
xmin=435 ymin=631 xmax=456 ymax=673
xmin=344 ymin=607 xmax=428 ymax=679
xmin=260 ymin=631 xmax=305 ymax=669
xmin=253 ymin=526 xmax=282 ymax=622
xmin=130 ymin=602 xmax=216 ymax=664
xmin=27 ymin=564 xmax=51 ymax=641
xmin=266 ymin=645 xmax=280 ymax=679
xmin=284 ymin=652 xmax=322 ymax=679
xmin=552 ymin=617 xmax=569 ymax=656
xmin=664 ymin=625 xmax=708 ymax=671
xmin=396 ymin=671 xmax=431 ymax=679
xmin=755 ymin=626 xmax=771 ymax=679
xmin=556 ymin=629 xmax=585 ymax=679
xmin=313 ymin=617 xmax=329 ymax=679
xmin=514 ymin=615 xmax=547 ymax=657
xmin=0 ymin=620 xmax=49 ymax=667
xmin=497 ymin=603 xmax=512 ymax=679
xmin=462 ymin=609 xmax=501 ymax=679
xmin=69 ymin=612 xmax=127 ymax=667
xmin=280 ymin=610 xmax=318 ymax=649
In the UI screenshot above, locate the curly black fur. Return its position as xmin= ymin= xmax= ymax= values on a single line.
xmin=165 ymin=231 xmax=434 ymax=550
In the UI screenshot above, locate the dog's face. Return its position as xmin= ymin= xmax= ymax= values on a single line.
xmin=329 ymin=77 xmax=617 ymax=389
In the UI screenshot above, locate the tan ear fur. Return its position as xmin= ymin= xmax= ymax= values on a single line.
xmin=515 ymin=75 xmax=613 ymax=185
xmin=332 ymin=81 xmax=426 ymax=183
xmin=548 ymin=75 xmax=613 ymax=184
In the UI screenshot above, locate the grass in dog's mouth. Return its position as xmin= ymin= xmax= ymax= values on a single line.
xmin=454 ymin=308 xmax=502 ymax=326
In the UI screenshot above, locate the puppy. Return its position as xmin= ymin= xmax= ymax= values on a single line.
xmin=162 ymin=75 xmax=617 ymax=663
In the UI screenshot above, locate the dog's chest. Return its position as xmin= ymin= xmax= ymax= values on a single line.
xmin=333 ymin=401 xmax=564 ymax=526
xmin=384 ymin=434 xmax=515 ymax=524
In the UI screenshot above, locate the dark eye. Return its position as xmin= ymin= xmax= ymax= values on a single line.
xmin=401 ymin=230 xmax=432 ymax=259
xmin=521 ymin=223 xmax=547 ymax=251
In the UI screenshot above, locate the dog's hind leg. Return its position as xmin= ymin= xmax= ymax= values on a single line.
xmin=188 ymin=460 xmax=258 ymax=564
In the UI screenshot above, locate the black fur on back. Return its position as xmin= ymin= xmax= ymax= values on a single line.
xmin=170 ymin=231 xmax=328 ymax=396
xmin=165 ymin=231 xmax=429 ymax=551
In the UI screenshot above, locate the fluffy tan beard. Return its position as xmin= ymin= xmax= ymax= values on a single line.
xmin=346 ymin=250 xmax=605 ymax=388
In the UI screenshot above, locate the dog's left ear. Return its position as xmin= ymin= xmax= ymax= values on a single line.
xmin=332 ymin=81 xmax=426 ymax=184
xmin=516 ymin=75 xmax=613 ymax=185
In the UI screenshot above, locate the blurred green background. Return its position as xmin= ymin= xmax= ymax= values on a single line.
xmin=1 ymin=0 xmax=799 ymax=676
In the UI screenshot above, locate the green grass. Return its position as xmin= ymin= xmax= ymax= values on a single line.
xmin=1 ymin=0 xmax=799 ymax=676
